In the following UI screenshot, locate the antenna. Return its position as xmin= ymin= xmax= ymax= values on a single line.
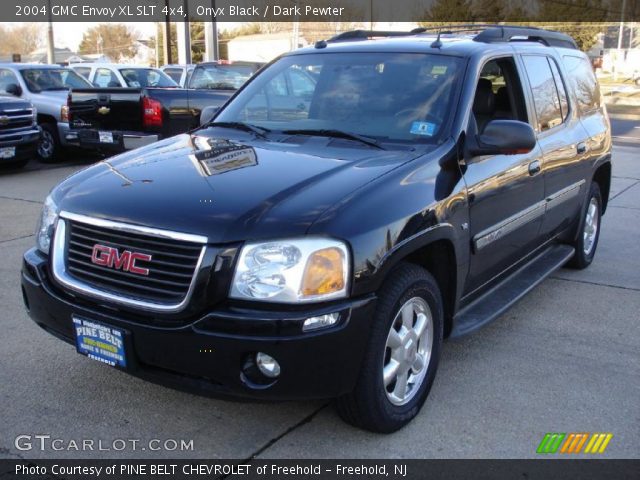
xmin=431 ymin=30 xmax=443 ymax=48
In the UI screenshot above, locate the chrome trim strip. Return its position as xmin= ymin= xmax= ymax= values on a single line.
xmin=60 ymin=211 xmax=208 ymax=244
xmin=472 ymin=180 xmax=587 ymax=251
xmin=546 ymin=179 xmax=585 ymax=210
xmin=474 ymin=201 xmax=546 ymax=251
xmin=51 ymin=216 xmax=207 ymax=313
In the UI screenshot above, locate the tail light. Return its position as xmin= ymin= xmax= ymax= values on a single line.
xmin=142 ymin=96 xmax=162 ymax=128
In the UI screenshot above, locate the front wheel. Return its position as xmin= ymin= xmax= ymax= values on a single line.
xmin=567 ymin=182 xmax=602 ymax=269
xmin=336 ymin=263 xmax=443 ymax=433
xmin=37 ymin=123 xmax=60 ymax=163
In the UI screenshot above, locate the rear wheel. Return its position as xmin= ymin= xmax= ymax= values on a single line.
xmin=567 ymin=182 xmax=602 ymax=269
xmin=37 ymin=123 xmax=60 ymax=162
xmin=336 ymin=263 xmax=443 ymax=433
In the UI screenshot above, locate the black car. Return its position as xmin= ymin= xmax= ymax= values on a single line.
xmin=22 ymin=26 xmax=611 ymax=432
xmin=0 ymin=94 xmax=40 ymax=169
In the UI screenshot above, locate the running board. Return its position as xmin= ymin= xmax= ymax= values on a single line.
xmin=450 ymin=244 xmax=575 ymax=338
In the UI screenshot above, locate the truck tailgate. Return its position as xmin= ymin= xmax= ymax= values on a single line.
xmin=69 ymin=88 xmax=143 ymax=132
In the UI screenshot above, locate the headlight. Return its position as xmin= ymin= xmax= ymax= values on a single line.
xmin=230 ymin=238 xmax=350 ymax=303
xmin=35 ymin=195 xmax=58 ymax=254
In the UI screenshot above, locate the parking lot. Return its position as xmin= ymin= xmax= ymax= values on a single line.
xmin=1 ymin=120 xmax=638 ymax=460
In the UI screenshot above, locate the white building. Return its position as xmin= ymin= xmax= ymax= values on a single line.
xmin=226 ymin=32 xmax=307 ymax=63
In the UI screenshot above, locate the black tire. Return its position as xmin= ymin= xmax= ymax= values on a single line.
xmin=37 ymin=123 xmax=61 ymax=163
xmin=336 ymin=263 xmax=444 ymax=433
xmin=567 ymin=182 xmax=602 ymax=269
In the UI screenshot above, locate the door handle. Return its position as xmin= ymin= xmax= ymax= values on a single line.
xmin=528 ymin=160 xmax=541 ymax=176
xmin=577 ymin=142 xmax=587 ymax=154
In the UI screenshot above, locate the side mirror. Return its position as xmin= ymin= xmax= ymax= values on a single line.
xmin=5 ymin=83 xmax=22 ymax=97
xmin=471 ymin=120 xmax=536 ymax=156
xmin=200 ymin=106 xmax=220 ymax=126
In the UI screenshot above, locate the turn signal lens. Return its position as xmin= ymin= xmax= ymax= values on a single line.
xmin=301 ymin=247 xmax=345 ymax=297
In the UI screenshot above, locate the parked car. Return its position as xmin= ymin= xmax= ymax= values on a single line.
xmin=22 ymin=26 xmax=611 ymax=432
xmin=69 ymin=63 xmax=179 ymax=89
xmin=160 ymin=64 xmax=195 ymax=88
xmin=0 ymin=63 xmax=92 ymax=161
xmin=0 ymin=94 xmax=40 ymax=169
xmin=187 ymin=61 xmax=264 ymax=90
xmin=67 ymin=62 xmax=263 ymax=153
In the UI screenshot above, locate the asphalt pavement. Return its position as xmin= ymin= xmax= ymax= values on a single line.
xmin=0 ymin=123 xmax=638 ymax=460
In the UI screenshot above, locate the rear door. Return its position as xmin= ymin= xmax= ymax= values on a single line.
xmin=520 ymin=54 xmax=590 ymax=240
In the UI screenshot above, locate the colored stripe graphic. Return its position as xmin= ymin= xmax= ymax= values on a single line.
xmin=584 ymin=433 xmax=613 ymax=454
xmin=537 ymin=433 xmax=565 ymax=453
xmin=538 ymin=433 xmax=613 ymax=454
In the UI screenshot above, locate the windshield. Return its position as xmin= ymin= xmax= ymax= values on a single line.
xmin=119 ymin=68 xmax=177 ymax=88
xmin=20 ymin=68 xmax=91 ymax=92
xmin=189 ymin=64 xmax=256 ymax=90
xmin=216 ymin=53 xmax=463 ymax=143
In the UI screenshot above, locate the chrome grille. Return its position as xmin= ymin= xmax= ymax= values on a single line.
xmin=52 ymin=212 xmax=207 ymax=312
xmin=0 ymin=108 xmax=33 ymax=132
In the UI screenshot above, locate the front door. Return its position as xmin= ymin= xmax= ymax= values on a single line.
xmin=463 ymin=57 xmax=546 ymax=294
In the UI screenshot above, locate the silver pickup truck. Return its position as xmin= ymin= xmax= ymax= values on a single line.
xmin=0 ymin=64 xmax=92 ymax=161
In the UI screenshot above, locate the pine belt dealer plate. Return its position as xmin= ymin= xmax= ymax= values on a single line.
xmin=0 ymin=147 xmax=16 ymax=159
xmin=73 ymin=316 xmax=127 ymax=367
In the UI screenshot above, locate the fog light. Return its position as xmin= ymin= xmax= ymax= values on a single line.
xmin=255 ymin=352 xmax=280 ymax=378
xmin=303 ymin=312 xmax=339 ymax=332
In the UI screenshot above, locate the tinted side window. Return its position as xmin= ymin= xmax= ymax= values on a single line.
xmin=562 ymin=55 xmax=600 ymax=114
xmin=74 ymin=67 xmax=91 ymax=79
xmin=548 ymin=59 xmax=569 ymax=122
xmin=95 ymin=68 xmax=119 ymax=87
xmin=522 ymin=55 xmax=563 ymax=132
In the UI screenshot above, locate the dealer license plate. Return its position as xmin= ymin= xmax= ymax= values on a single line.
xmin=73 ymin=317 xmax=126 ymax=367
xmin=98 ymin=131 xmax=113 ymax=143
xmin=0 ymin=147 xmax=16 ymax=159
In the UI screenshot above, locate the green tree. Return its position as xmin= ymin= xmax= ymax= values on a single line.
xmin=78 ymin=24 xmax=138 ymax=61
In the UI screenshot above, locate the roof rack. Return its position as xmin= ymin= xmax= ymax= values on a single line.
xmin=324 ymin=25 xmax=578 ymax=50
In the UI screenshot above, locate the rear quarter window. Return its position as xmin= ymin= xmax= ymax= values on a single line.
xmin=562 ymin=55 xmax=601 ymax=114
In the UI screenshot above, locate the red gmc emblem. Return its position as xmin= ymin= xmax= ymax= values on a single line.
xmin=91 ymin=244 xmax=152 ymax=276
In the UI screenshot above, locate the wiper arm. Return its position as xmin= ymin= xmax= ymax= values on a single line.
xmin=205 ymin=121 xmax=271 ymax=139
xmin=282 ymin=129 xmax=385 ymax=150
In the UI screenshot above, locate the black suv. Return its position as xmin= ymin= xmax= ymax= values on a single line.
xmin=22 ymin=26 xmax=611 ymax=432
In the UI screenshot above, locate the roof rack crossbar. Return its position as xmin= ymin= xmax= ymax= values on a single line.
xmin=327 ymin=30 xmax=424 ymax=43
xmin=325 ymin=25 xmax=577 ymax=50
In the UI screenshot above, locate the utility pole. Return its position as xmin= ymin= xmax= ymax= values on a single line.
xmin=163 ymin=0 xmax=172 ymax=65
xmin=46 ymin=0 xmax=55 ymax=64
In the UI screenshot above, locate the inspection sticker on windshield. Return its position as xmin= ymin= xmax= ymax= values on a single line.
xmin=73 ymin=317 xmax=126 ymax=368
xmin=410 ymin=122 xmax=436 ymax=137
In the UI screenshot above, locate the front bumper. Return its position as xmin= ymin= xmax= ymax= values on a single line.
xmin=21 ymin=248 xmax=376 ymax=400
xmin=0 ymin=127 xmax=40 ymax=163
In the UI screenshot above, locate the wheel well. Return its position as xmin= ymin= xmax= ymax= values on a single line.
xmin=404 ymin=240 xmax=456 ymax=337
xmin=37 ymin=114 xmax=56 ymax=125
xmin=593 ymin=162 xmax=611 ymax=214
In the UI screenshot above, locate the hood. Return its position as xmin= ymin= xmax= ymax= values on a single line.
xmin=55 ymin=131 xmax=425 ymax=243
xmin=0 ymin=94 xmax=31 ymax=109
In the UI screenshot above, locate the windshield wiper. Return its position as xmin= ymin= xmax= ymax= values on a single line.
xmin=42 ymin=87 xmax=67 ymax=91
xmin=205 ymin=121 xmax=271 ymax=139
xmin=282 ymin=129 xmax=385 ymax=150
